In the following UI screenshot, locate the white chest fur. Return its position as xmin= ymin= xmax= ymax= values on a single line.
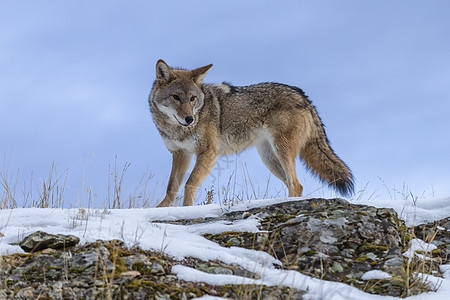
xmin=162 ymin=136 xmax=197 ymax=152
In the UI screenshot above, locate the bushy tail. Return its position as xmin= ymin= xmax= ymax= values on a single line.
xmin=300 ymin=112 xmax=354 ymax=197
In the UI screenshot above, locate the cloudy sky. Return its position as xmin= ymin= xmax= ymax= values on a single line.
xmin=1 ymin=1 xmax=449 ymax=207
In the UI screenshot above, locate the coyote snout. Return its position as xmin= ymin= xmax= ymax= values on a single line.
xmin=149 ymin=60 xmax=354 ymax=207
xmin=174 ymin=102 xmax=195 ymax=127
xmin=175 ymin=115 xmax=194 ymax=127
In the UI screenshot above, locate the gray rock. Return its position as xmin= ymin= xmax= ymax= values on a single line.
xmin=212 ymin=267 xmax=233 ymax=275
xmin=19 ymin=231 xmax=80 ymax=252
xmin=227 ymin=237 xmax=242 ymax=246
xmin=384 ymin=257 xmax=403 ymax=266
xmin=123 ymin=254 xmax=151 ymax=269
xmin=330 ymin=262 xmax=344 ymax=273
xmin=150 ymin=262 xmax=166 ymax=275
xmin=207 ymin=198 xmax=406 ymax=283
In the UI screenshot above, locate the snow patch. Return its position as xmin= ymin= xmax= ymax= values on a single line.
xmin=361 ymin=270 xmax=392 ymax=280
xmin=403 ymin=238 xmax=437 ymax=261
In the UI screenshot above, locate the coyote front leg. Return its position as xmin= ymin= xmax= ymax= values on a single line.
xmin=157 ymin=150 xmax=193 ymax=207
xmin=183 ymin=148 xmax=218 ymax=206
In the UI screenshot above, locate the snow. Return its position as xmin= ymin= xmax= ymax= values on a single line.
xmin=361 ymin=270 xmax=392 ymax=280
xmin=354 ymin=197 xmax=450 ymax=227
xmin=1 ymin=196 xmax=450 ymax=299
xmin=403 ymin=239 xmax=437 ymax=262
xmin=441 ymin=265 xmax=450 ymax=279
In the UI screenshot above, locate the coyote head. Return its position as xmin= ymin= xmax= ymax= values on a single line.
xmin=151 ymin=59 xmax=213 ymax=128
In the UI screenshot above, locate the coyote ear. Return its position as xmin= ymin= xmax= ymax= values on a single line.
xmin=192 ymin=64 xmax=213 ymax=86
xmin=156 ymin=59 xmax=175 ymax=84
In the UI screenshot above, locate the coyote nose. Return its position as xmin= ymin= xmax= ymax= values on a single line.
xmin=185 ymin=116 xmax=194 ymax=125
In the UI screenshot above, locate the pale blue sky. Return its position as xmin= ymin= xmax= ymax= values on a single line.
xmin=1 ymin=1 xmax=449 ymax=207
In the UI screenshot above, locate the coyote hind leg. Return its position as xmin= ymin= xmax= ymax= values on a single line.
xmin=256 ymin=140 xmax=287 ymax=182
xmin=272 ymin=134 xmax=303 ymax=198
xmin=257 ymin=139 xmax=303 ymax=197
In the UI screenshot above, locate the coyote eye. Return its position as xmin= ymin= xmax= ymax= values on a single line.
xmin=190 ymin=96 xmax=197 ymax=102
xmin=172 ymin=95 xmax=181 ymax=101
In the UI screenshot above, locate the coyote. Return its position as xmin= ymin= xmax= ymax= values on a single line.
xmin=149 ymin=60 xmax=354 ymax=207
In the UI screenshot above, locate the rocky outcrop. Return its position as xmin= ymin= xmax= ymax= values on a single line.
xmin=0 ymin=239 xmax=303 ymax=299
xmin=0 ymin=198 xmax=448 ymax=299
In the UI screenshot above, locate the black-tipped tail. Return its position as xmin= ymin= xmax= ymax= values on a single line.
xmin=300 ymin=137 xmax=354 ymax=197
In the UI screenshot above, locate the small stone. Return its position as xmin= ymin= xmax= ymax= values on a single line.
xmin=384 ymin=257 xmax=403 ymax=266
xmin=365 ymin=252 xmax=379 ymax=261
xmin=155 ymin=292 xmax=171 ymax=300
xmin=319 ymin=211 xmax=328 ymax=218
xmin=341 ymin=248 xmax=355 ymax=258
xmin=213 ymin=267 xmax=233 ymax=275
xmin=150 ymin=262 xmax=166 ymax=275
xmin=19 ymin=231 xmax=79 ymax=252
xmin=298 ymin=246 xmax=311 ymax=253
xmin=123 ymin=254 xmax=151 ymax=269
xmin=330 ymin=210 xmax=345 ymax=218
xmin=14 ymin=286 xmax=36 ymax=298
xmin=186 ymin=293 xmax=197 ymax=299
xmin=316 ymin=252 xmax=329 ymax=259
xmin=121 ymin=270 xmax=141 ymax=277
xmin=94 ymin=279 xmax=105 ymax=287
xmin=165 ymin=275 xmax=178 ymax=282
xmin=41 ymin=248 xmax=56 ymax=254
xmin=71 ymin=279 xmax=91 ymax=288
xmin=227 ymin=237 xmax=241 ymax=246
xmin=284 ymin=215 xmax=307 ymax=225
xmin=330 ymin=262 xmax=344 ymax=273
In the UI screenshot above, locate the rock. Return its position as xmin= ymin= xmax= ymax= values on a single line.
xmin=330 ymin=262 xmax=344 ymax=273
xmin=227 ymin=236 xmax=242 ymax=246
xmin=70 ymin=244 xmax=112 ymax=275
xmin=14 ymin=286 xmax=36 ymax=298
xmin=124 ymin=253 xmax=167 ymax=276
xmin=121 ymin=270 xmax=141 ymax=277
xmin=195 ymin=263 xmax=233 ymax=275
xmin=150 ymin=262 xmax=166 ymax=275
xmin=19 ymin=231 xmax=80 ymax=252
xmin=212 ymin=267 xmax=233 ymax=275
xmin=206 ymin=198 xmax=405 ymax=283
xmin=2 ymin=198 xmax=449 ymax=298
xmin=123 ymin=253 xmax=151 ymax=269
xmin=384 ymin=256 xmax=403 ymax=266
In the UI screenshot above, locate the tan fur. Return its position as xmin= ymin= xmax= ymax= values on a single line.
xmin=149 ymin=60 xmax=354 ymax=207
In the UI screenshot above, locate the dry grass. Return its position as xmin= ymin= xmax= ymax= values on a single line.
xmin=0 ymin=160 xmax=18 ymax=209
xmin=1 ymin=163 xmax=68 ymax=209
xmin=399 ymin=226 xmax=442 ymax=297
xmin=0 ymin=157 xmax=159 ymax=210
